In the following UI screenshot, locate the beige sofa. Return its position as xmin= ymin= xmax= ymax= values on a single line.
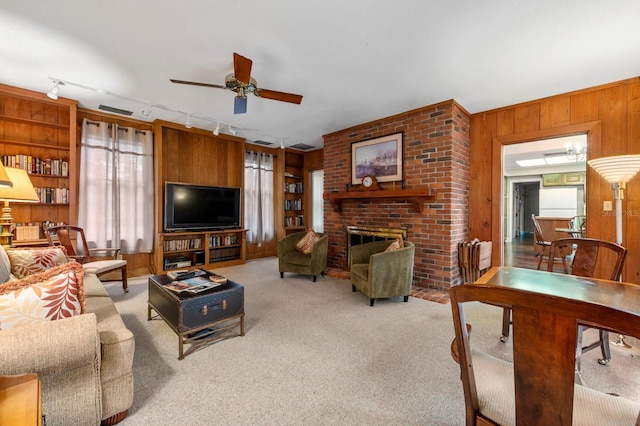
xmin=0 ymin=246 xmax=134 ymax=426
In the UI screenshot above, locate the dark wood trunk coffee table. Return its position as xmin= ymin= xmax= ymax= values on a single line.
xmin=148 ymin=273 xmax=245 ymax=359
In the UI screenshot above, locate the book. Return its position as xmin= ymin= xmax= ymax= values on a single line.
xmin=208 ymin=272 xmax=227 ymax=285
xmin=167 ymin=268 xmax=208 ymax=280
xmin=163 ymin=276 xmax=222 ymax=295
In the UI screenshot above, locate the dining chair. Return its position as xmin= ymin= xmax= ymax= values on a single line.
xmin=568 ymin=215 xmax=586 ymax=238
xmin=499 ymin=215 xmax=570 ymax=341
xmin=450 ymin=281 xmax=640 ymax=426
xmin=548 ymin=237 xmax=627 ymax=371
xmin=45 ymin=225 xmax=128 ymax=292
xmin=531 ymin=214 xmax=568 ymax=272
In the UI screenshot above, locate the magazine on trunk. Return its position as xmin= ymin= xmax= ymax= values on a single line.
xmin=163 ymin=274 xmax=227 ymax=295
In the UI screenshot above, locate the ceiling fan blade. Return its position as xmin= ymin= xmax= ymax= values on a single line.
xmin=170 ymin=79 xmax=227 ymax=90
xmin=255 ymin=88 xmax=303 ymax=104
xmin=233 ymin=53 xmax=253 ymax=85
xmin=234 ymin=96 xmax=248 ymax=114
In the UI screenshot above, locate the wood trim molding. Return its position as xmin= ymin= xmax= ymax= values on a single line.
xmin=491 ymin=121 xmax=601 ymax=266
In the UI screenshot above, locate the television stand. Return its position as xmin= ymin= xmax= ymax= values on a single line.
xmin=154 ymin=229 xmax=247 ymax=274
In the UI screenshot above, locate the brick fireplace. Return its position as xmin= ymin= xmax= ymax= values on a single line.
xmin=323 ymin=100 xmax=470 ymax=290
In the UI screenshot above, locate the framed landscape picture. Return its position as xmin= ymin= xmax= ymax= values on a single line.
xmin=351 ymin=132 xmax=403 ymax=185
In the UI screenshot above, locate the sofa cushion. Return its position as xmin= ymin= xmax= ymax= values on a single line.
xmin=282 ymin=250 xmax=313 ymax=266
xmin=295 ymin=230 xmax=320 ymax=254
xmin=6 ymin=246 xmax=68 ymax=279
xmin=0 ymin=244 xmax=10 ymax=284
xmin=0 ymin=262 xmax=86 ymax=330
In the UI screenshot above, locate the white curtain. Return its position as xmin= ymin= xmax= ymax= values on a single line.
xmin=78 ymin=118 xmax=154 ymax=254
xmin=244 ymin=151 xmax=274 ymax=243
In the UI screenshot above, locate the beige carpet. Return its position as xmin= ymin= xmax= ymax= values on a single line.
xmin=103 ymin=258 xmax=640 ymax=425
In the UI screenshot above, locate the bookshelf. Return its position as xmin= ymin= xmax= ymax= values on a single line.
xmin=0 ymin=84 xmax=77 ymax=244
xmin=158 ymin=229 xmax=247 ymax=272
xmin=283 ymin=150 xmax=307 ymax=235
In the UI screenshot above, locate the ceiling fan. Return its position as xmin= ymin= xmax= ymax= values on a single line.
xmin=170 ymin=53 xmax=303 ymax=114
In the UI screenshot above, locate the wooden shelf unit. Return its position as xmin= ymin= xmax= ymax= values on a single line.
xmin=283 ymin=150 xmax=307 ymax=235
xmin=152 ymin=120 xmax=247 ymax=273
xmin=0 ymin=84 xmax=78 ymax=245
xmin=159 ymin=229 xmax=248 ymax=272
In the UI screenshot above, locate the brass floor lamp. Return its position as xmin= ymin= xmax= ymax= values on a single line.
xmin=588 ymin=154 xmax=640 ymax=348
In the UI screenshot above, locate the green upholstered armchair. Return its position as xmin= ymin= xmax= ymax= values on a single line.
xmin=278 ymin=231 xmax=329 ymax=282
xmin=350 ymin=240 xmax=415 ymax=306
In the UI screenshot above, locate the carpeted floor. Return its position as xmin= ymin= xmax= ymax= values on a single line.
xmin=105 ymin=258 xmax=640 ymax=425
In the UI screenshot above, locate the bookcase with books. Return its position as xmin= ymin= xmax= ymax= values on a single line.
xmin=159 ymin=229 xmax=247 ymax=272
xmin=283 ymin=150 xmax=307 ymax=235
xmin=0 ymin=84 xmax=77 ymax=244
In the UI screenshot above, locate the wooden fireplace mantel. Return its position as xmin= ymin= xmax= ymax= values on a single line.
xmin=324 ymin=187 xmax=435 ymax=213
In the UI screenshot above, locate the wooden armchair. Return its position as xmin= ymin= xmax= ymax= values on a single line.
xmin=450 ymin=271 xmax=640 ymax=425
xmin=532 ymin=213 xmax=568 ymax=272
xmin=45 ymin=225 xmax=128 ymax=292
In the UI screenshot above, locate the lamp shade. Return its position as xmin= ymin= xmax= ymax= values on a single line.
xmin=0 ymin=167 xmax=40 ymax=202
xmin=587 ymin=155 xmax=640 ymax=183
xmin=0 ymin=163 xmax=12 ymax=188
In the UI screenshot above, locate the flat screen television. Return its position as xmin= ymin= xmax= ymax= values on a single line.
xmin=164 ymin=182 xmax=241 ymax=232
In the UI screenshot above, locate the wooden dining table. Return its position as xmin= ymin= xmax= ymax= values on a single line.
xmin=475 ymin=266 xmax=640 ymax=324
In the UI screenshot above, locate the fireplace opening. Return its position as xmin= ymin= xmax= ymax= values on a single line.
xmin=346 ymin=225 xmax=407 ymax=269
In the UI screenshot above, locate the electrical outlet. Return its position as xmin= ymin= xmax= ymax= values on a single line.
xmin=603 ymin=201 xmax=613 ymax=211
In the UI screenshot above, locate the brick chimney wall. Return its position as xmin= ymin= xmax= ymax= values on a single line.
xmin=323 ymin=100 xmax=470 ymax=290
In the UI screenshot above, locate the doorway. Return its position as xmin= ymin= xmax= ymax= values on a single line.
xmin=502 ymin=134 xmax=587 ymax=268
xmin=513 ymin=181 xmax=540 ymax=237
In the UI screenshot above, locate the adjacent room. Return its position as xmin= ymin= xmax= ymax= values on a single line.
xmin=1 ymin=2 xmax=640 ymax=425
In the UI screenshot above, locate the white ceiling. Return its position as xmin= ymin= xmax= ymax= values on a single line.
xmin=2 ymin=1 xmax=639 ymax=151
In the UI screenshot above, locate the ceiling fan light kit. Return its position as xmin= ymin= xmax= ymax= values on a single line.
xmin=171 ymin=52 xmax=303 ymax=115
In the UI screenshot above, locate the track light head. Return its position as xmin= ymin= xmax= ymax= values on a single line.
xmin=213 ymin=122 xmax=220 ymax=136
xmin=47 ymin=81 xmax=64 ymax=100
xmin=229 ymin=125 xmax=237 ymax=135
xmin=280 ymin=138 xmax=285 ymax=150
xmin=141 ymin=106 xmax=152 ymax=117
xmin=185 ymin=114 xmax=192 ymax=129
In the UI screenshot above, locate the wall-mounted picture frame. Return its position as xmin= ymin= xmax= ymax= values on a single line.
xmin=351 ymin=132 xmax=403 ymax=185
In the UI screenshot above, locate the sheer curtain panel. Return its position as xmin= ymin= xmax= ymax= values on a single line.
xmin=78 ymin=119 xmax=154 ymax=254
xmin=244 ymin=151 xmax=274 ymax=243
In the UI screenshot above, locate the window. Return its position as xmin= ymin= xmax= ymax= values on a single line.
xmin=78 ymin=119 xmax=154 ymax=253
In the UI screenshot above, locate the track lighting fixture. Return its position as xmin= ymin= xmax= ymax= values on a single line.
xmin=45 ymin=77 xmax=283 ymax=143
xmin=46 ymin=81 xmax=64 ymax=100
xmin=280 ymin=138 xmax=285 ymax=150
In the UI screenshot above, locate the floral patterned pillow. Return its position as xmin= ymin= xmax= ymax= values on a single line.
xmin=0 ymin=262 xmax=85 ymax=330
xmin=6 ymin=246 xmax=68 ymax=279
xmin=384 ymin=238 xmax=405 ymax=252
xmin=295 ymin=230 xmax=321 ymax=255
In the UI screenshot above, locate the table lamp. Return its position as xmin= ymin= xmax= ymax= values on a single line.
xmin=0 ymin=167 xmax=40 ymax=247
xmin=587 ymin=154 xmax=640 ymax=348
xmin=0 ymin=163 xmax=12 ymax=188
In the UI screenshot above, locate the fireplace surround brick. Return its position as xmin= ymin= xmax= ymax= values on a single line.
xmin=323 ymin=100 xmax=470 ymax=290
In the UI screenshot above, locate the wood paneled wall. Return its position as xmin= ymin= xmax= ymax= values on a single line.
xmin=469 ymin=76 xmax=640 ymax=283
